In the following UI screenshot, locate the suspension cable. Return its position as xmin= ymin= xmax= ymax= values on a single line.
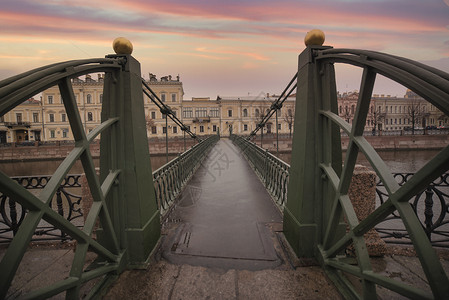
xmin=141 ymin=79 xmax=199 ymax=141
xmin=248 ymin=72 xmax=298 ymax=139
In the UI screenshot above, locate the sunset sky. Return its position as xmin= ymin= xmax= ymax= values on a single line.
xmin=1 ymin=0 xmax=448 ymax=99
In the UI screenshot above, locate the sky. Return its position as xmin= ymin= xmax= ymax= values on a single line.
xmin=0 ymin=0 xmax=448 ymax=99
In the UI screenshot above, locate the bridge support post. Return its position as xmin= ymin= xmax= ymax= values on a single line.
xmin=283 ymin=46 xmax=343 ymax=258
xmin=101 ymin=54 xmax=160 ymax=268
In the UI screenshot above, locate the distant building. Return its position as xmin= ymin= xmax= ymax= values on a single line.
xmin=1 ymin=76 xmax=448 ymax=144
xmin=0 ymin=98 xmax=43 ymax=143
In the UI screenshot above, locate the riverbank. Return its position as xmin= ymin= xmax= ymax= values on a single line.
xmin=0 ymin=134 xmax=447 ymax=162
xmin=253 ymin=134 xmax=449 ymax=153
xmin=0 ymin=137 xmax=197 ymax=162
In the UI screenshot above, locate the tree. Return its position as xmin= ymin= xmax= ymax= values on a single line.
xmin=145 ymin=114 xmax=155 ymax=133
xmin=406 ymin=99 xmax=426 ymax=135
xmin=369 ymin=107 xmax=385 ymax=136
xmin=283 ymin=107 xmax=294 ymax=138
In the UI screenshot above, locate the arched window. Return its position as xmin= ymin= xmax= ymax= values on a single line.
xmin=87 ymin=112 xmax=93 ymax=121
xmin=255 ymin=109 xmax=260 ymax=117
xmin=243 ymin=108 xmax=248 ymax=117
xmin=288 ymin=109 xmax=293 ymax=116
xmin=86 ymin=94 xmax=92 ymax=104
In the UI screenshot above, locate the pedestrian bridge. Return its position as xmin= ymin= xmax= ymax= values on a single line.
xmin=1 ymin=33 xmax=449 ymax=299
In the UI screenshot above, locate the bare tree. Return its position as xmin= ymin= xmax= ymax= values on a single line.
xmin=406 ymin=99 xmax=426 ymax=135
xmin=369 ymin=107 xmax=385 ymax=136
xmin=145 ymin=114 xmax=155 ymax=134
xmin=283 ymin=107 xmax=294 ymax=138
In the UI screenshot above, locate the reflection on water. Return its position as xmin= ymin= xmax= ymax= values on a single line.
xmin=0 ymin=155 xmax=177 ymax=177
xmin=277 ymin=149 xmax=441 ymax=173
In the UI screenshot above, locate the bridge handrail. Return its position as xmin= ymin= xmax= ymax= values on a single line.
xmin=153 ymin=135 xmax=219 ymax=216
xmin=0 ymin=51 xmax=166 ymax=299
xmin=285 ymin=42 xmax=449 ymax=299
xmin=230 ymin=134 xmax=289 ymax=211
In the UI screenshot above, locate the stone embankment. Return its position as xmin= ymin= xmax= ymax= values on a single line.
xmin=0 ymin=137 xmax=197 ymax=162
xmin=1 ymin=134 xmax=448 ymax=162
xmin=255 ymin=134 xmax=449 ymax=153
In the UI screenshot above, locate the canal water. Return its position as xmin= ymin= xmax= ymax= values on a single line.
xmin=277 ymin=149 xmax=442 ymax=173
xmin=0 ymin=150 xmax=442 ymax=176
xmin=0 ymin=154 xmax=178 ymax=177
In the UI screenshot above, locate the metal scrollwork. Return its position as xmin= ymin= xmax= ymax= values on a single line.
xmin=376 ymin=172 xmax=449 ymax=247
xmin=0 ymin=174 xmax=83 ymax=243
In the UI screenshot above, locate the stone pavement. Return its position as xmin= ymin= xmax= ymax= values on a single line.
xmin=2 ymin=139 xmax=449 ymax=299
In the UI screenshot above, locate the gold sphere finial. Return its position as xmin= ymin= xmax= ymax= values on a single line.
xmin=113 ymin=37 xmax=133 ymax=55
xmin=304 ymin=29 xmax=325 ymax=46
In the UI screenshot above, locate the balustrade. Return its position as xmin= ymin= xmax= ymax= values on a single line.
xmin=231 ymin=134 xmax=289 ymax=211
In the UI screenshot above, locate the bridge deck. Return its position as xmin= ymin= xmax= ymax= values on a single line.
xmin=161 ymin=138 xmax=284 ymax=270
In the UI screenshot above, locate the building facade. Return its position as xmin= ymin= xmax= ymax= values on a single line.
xmin=1 ymin=74 xmax=448 ymax=143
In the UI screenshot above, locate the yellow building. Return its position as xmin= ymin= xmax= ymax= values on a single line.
xmin=0 ymin=98 xmax=43 ymax=143
xmin=5 ymin=74 xmax=445 ymax=144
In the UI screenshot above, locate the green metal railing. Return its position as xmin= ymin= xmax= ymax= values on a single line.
xmin=284 ymin=44 xmax=449 ymax=299
xmin=153 ymin=135 xmax=218 ymax=216
xmin=230 ymin=134 xmax=289 ymax=211
xmin=0 ymin=52 xmax=186 ymax=298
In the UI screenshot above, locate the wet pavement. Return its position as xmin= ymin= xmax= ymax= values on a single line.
xmin=161 ymin=138 xmax=284 ymax=270
xmin=4 ymin=138 xmax=449 ymax=299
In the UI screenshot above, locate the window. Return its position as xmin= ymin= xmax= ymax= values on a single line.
xmin=48 ymin=95 xmax=53 ymax=104
xmin=255 ymin=109 xmax=259 ymax=117
xmin=100 ymin=94 xmax=103 ymax=103
xmin=62 ymin=128 xmax=68 ymax=138
xmin=386 ymin=119 xmax=389 ymax=125
xmin=173 ymin=126 xmax=177 ymax=134
xmin=50 ymin=130 xmax=55 ymax=138
xmin=213 ymin=125 xmax=217 ymax=132
xmin=278 ymin=123 xmax=281 ymax=130
xmin=244 ymin=124 xmax=248 ymax=131
xmin=183 ymin=107 xmax=193 ymax=118
xmin=200 ymin=125 xmax=204 ymax=133
xmin=195 ymin=107 xmax=207 ymax=118
xmin=49 ymin=113 xmax=55 ymax=122
xmin=61 ymin=113 xmax=66 ymax=122
xmin=33 ymin=113 xmax=39 ymax=123
xmin=161 ymin=93 xmax=166 ymax=102
xmin=87 ymin=112 xmax=93 ymax=121
xmin=16 ymin=113 xmax=22 ymax=123
xmin=289 ymin=123 xmax=292 ymax=130
xmin=243 ymin=109 xmax=248 ymax=117
xmin=173 ymin=111 xmax=177 ymax=117
xmin=151 ymin=126 xmax=157 ymax=134
xmin=210 ymin=108 xmax=219 ymax=117
xmin=151 ymin=111 xmax=156 ymax=119
xmin=86 ymin=94 xmax=92 ymax=104
xmin=171 ymin=93 xmax=176 ymax=102
xmin=163 ymin=127 xmax=167 ymax=134
xmin=228 ymin=110 xmax=232 ymax=117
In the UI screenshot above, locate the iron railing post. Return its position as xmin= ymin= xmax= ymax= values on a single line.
xmin=101 ymin=54 xmax=160 ymax=268
xmin=283 ymin=45 xmax=343 ymax=258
